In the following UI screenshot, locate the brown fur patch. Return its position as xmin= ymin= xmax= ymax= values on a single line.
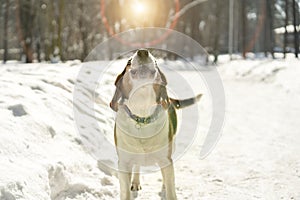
xmin=110 ymin=61 xmax=133 ymax=111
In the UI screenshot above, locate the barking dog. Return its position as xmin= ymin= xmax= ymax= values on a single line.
xmin=110 ymin=49 xmax=202 ymax=200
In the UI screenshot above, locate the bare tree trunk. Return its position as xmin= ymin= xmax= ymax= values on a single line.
xmin=45 ymin=0 xmax=55 ymax=61
xmin=36 ymin=1 xmax=44 ymax=62
xmin=15 ymin=0 xmax=34 ymax=63
xmin=264 ymin=0 xmax=275 ymax=59
xmin=241 ymin=0 xmax=247 ymax=59
xmin=57 ymin=0 xmax=64 ymax=61
xmin=292 ymin=0 xmax=299 ymax=58
xmin=264 ymin=0 xmax=270 ymax=57
xmin=213 ymin=0 xmax=223 ymax=63
xmin=79 ymin=1 xmax=88 ymax=61
xmin=3 ymin=0 xmax=9 ymax=63
xmin=267 ymin=0 xmax=275 ymax=58
xmin=228 ymin=0 xmax=234 ymax=60
xmin=284 ymin=0 xmax=289 ymax=59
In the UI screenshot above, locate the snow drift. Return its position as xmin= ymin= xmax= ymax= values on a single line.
xmin=0 ymin=55 xmax=300 ymax=199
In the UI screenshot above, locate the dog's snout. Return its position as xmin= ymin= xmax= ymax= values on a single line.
xmin=137 ymin=49 xmax=149 ymax=58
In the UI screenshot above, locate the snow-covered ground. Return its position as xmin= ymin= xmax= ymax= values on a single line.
xmin=0 ymin=55 xmax=300 ymax=200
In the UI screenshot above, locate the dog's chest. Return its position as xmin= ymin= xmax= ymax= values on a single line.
xmin=115 ymin=82 xmax=171 ymax=154
xmin=127 ymin=83 xmax=157 ymax=116
xmin=115 ymin=118 xmax=170 ymax=154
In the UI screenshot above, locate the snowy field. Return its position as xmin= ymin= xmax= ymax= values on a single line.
xmin=0 ymin=55 xmax=300 ymax=200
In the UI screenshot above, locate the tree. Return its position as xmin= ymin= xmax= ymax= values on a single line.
xmin=57 ymin=0 xmax=65 ymax=61
xmin=292 ymin=0 xmax=299 ymax=58
xmin=15 ymin=0 xmax=35 ymax=63
xmin=212 ymin=0 xmax=224 ymax=63
xmin=284 ymin=0 xmax=289 ymax=58
xmin=3 ymin=0 xmax=9 ymax=63
xmin=45 ymin=0 xmax=65 ymax=62
xmin=241 ymin=0 xmax=247 ymax=58
xmin=228 ymin=0 xmax=234 ymax=60
xmin=79 ymin=0 xmax=88 ymax=61
xmin=264 ymin=0 xmax=275 ymax=58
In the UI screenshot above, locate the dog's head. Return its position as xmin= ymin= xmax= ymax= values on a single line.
xmin=110 ymin=49 xmax=168 ymax=111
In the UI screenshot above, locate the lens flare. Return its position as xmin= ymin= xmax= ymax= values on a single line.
xmin=133 ymin=1 xmax=146 ymax=14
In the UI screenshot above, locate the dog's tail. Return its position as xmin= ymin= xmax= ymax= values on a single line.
xmin=170 ymin=94 xmax=202 ymax=109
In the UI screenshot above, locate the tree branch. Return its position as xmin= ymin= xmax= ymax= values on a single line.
xmin=169 ymin=0 xmax=208 ymax=22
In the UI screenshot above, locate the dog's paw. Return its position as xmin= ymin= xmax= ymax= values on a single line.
xmin=131 ymin=191 xmax=138 ymax=199
xmin=130 ymin=184 xmax=141 ymax=199
xmin=130 ymin=183 xmax=142 ymax=191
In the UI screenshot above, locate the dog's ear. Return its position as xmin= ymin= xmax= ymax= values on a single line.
xmin=110 ymin=88 xmax=122 ymax=112
xmin=153 ymin=66 xmax=170 ymax=108
xmin=114 ymin=59 xmax=131 ymax=86
xmin=110 ymin=59 xmax=132 ymax=112
xmin=157 ymin=67 xmax=167 ymax=85
xmin=155 ymin=63 xmax=167 ymax=86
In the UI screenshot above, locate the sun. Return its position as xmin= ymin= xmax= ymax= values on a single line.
xmin=133 ymin=1 xmax=146 ymax=14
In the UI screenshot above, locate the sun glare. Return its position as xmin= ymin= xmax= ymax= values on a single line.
xmin=133 ymin=1 xmax=146 ymax=14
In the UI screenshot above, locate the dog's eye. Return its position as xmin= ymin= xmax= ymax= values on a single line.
xmin=130 ymin=69 xmax=137 ymax=75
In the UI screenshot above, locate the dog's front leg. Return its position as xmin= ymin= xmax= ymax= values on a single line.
xmin=131 ymin=165 xmax=141 ymax=191
xmin=118 ymin=161 xmax=132 ymax=200
xmin=161 ymin=162 xmax=177 ymax=200
xmin=119 ymin=171 xmax=132 ymax=200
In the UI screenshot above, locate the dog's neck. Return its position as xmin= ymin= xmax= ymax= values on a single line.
xmin=125 ymin=82 xmax=157 ymax=117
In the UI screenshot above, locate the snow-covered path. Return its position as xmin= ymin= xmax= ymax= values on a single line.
xmin=0 ymin=57 xmax=300 ymax=200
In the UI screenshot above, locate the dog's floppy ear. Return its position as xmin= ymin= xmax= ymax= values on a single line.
xmin=157 ymin=67 xmax=167 ymax=86
xmin=114 ymin=59 xmax=131 ymax=86
xmin=110 ymin=59 xmax=132 ymax=112
xmin=110 ymin=88 xmax=122 ymax=112
xmin=153 ymin=65 xmax=170 ymax=108
xmin=155 ymin=63 xmax=167 ymax=86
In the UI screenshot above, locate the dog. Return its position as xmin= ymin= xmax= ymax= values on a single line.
xmin=110 ymin=49 xmax=202 ymax=200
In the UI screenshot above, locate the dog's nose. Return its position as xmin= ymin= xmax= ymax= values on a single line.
xmin=137 ymin=49 xmax=149 ymax=58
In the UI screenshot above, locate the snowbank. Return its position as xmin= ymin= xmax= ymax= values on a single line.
xmin=0 ymin=63 xmax=117 ymax=200
xmin=0 ymin=55 xmax=299 ymax=199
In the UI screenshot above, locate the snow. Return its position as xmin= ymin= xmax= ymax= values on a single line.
xmin=274 ymin=24 xmax=300 ymax=34
xmin=0 ymin=55 xmax=300 ymax=199
xmin=0 ymin=62 xmax=117 ymax=200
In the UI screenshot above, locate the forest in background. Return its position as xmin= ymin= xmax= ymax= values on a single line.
xmin=0 ymin=0 xmax=299 ymax=63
